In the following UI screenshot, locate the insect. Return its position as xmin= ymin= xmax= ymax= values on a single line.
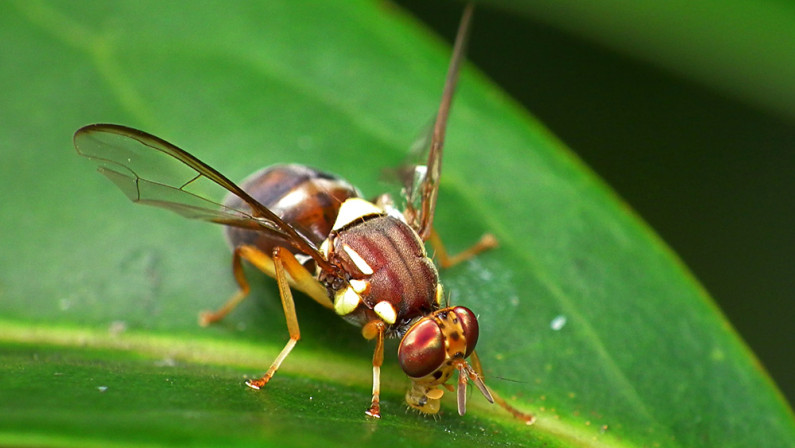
xmin=74 ymin=4 xmax=533 ymax=423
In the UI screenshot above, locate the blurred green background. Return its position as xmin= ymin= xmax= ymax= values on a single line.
xmin=397 ymin=0 xmax=794 ymax=404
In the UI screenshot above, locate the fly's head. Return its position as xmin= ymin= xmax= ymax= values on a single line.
xmin=397 ymin=306 xmax=493 ymax=415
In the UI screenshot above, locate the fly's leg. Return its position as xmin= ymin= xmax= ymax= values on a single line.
xmin=198 ymin=245 xmax=329 ymax=389
xmin=246 ymin=246 xmax=305 ymax=389
xmin=362 ymin=320 xmax=386 ymax=418
xmin=198 ymin=245 xmax=252 ymax=326
xmin=199 ymin=245 xmax=332 ymax=326
xmin=469 ymin=350 xmax=535 ymax=425
xmin=429 ymin=229 xmax=498 ymax=269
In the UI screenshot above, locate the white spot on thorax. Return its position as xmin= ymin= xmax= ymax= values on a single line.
xmin=374 ymin=301 xmax=397 ymax=324
xmin=349 ymin=279 xmax=369 ymax=294
xmin=343 ymin=244 xmax=374 ymax=275
xmin=332 ymin=198 xmax=382 ymax=231
xmin=334 ymin=286 xmax=361 ymax=316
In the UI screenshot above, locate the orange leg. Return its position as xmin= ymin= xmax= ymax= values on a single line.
xmin=362 ymin=320 xmax=386 ymax=418
xmin=198 ymin=245 xmax=331 ymax=391
xmin=199 ymin=245 xmax=331 ymax=326
xmin=470 ymin=351 xmax=535 ymax=425
xmin=429 ymin=229 xmax=498 ymax=269
xmin=198 ymin=246 xmax=250 ymax=326
xmin=246 ymin=246 xmax=303 ymax=389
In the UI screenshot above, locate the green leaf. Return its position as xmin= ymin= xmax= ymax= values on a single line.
xmin=0 ymin=1 xmax=792 ymax=447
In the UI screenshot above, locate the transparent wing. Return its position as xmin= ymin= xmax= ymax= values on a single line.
xmin=384 ymin=116 xmax=432 ymax=215
xmin=75 ymin=125 xmax=278 ymax=230
xmin=73 ymin=124 xmax=335 ymax=273
xmin=403 ymin=3 xmax=474 ymax=240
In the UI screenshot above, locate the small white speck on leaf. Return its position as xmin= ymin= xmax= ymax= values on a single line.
xmin=550 ymin=315 xmax=567 ymax=331
xmin=154 ymin=358 xmax=177 ymax=367
xmin=108 ymin=320 xmax=127 ymax=336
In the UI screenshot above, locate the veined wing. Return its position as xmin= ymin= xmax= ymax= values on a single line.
xmin=73 ymin=123 xmax=335 ymax=273
xmin=403 ymin=3 xmax=473 ymax=240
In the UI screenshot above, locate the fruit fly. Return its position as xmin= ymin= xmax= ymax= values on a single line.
xmin=74 ymin=4 xmax=533 ymax=423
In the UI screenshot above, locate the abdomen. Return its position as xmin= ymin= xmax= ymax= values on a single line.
xmin=224 ymin=164 xmax=361 ymax=266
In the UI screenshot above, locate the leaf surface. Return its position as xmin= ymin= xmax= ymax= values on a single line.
xmin=0 ymin=1 xmax=792 ymax=447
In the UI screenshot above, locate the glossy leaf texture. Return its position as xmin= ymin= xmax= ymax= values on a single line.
xmin=0 ymin=1 xmax=793 ymax=448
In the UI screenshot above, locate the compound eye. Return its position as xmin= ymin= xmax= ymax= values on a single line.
xmin=398 ymin=318 xmax=445 ymax=378
xmin=452 ymin=306 xmax=479 ymax=358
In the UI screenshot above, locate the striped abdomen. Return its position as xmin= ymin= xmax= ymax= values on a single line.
xmin=224 ymin=164 xmax=361 ymax=264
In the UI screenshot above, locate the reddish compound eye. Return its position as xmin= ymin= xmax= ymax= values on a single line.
xmin=452 ymin=306 xmax=479 ymax=358
xmin=398 ymin=318 xmax=445 ymax=378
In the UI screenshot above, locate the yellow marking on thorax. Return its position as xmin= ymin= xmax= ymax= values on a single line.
xmin=374 ymin=301 xmax=397 ymax=325
xmin=334 ymin=286 xmax=361 ymax=316
xmin=343 ymin=244 xmax=374 ymax=275
xmin=349 ymin=279 xmax=369 ymax=294
xmin=332 ymin=198 xmax=382 ymax=231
